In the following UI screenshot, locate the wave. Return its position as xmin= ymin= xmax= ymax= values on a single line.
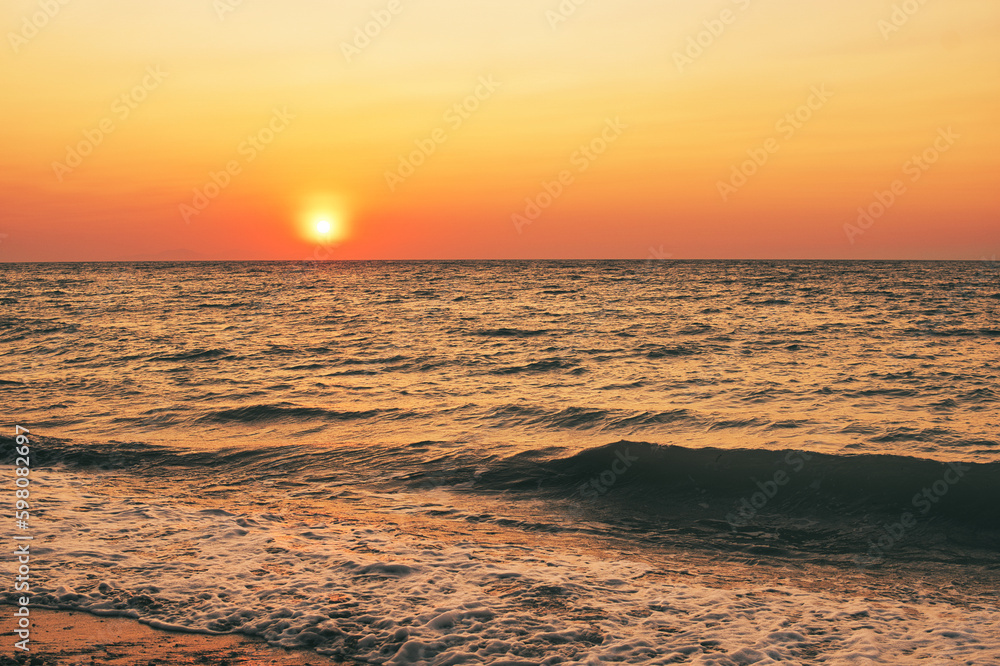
xmin=7 ymin=434 xmax=998 ymax=561
xmin=483 ymin=405 xmax=700 ymax=431
xmin=471 ymin=441 xmax=1000 ymax=560
xmin=29 ymin=403 xmax=416 ymax=433
xmin=149 ymin=348 xmax=232 ymax=362
xmin=474 ymin=441 xmax=999 ymax=519
xmin=197 ymin=403 xmax=412 ymax=425
xmin=468 ymin=328 xmax=551 ymax=338
xmin=901 ymin=327 xmax=1000 ymax=338
xmin=639 ymin=343 xmax=701 ymax=358
xmin=489 ymin=358 xmax=581 ymax=374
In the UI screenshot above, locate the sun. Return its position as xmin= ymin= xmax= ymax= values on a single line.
xmin=298 ymin=193 xmax=352 ymax=245
xmin=303 ymin=214 xmax=346 ymax=244
xmin=310 ymin=217 xmax=345 ymax=242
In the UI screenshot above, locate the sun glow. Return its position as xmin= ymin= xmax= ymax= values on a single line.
xmin=305 ymin=215 xmax=346 ymax=244
xmin=298 ymin=194 xmax=351 ymax=246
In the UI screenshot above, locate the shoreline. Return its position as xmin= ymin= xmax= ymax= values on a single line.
xmin=0 ymin=607 xmax=344 ymax=665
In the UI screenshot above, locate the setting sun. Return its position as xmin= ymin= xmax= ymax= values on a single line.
xmin=301 ymin=213 xmax=348 ymax=246
xmin=297 ymin=193 xmax=351 ymax=246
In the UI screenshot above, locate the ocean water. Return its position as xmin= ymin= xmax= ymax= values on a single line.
xmin=2 ymin=260 xmax=999 ymax=664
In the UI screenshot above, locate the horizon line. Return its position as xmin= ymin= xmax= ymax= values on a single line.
xmin=1 ymin=258 xmax=996 ymax=265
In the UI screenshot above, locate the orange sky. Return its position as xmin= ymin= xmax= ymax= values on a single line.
xmin=1 ymin=0 xmax=998 ymax=261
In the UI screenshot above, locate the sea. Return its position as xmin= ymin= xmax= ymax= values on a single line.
xmin=1 ymin=260 xmax=999 ymax=664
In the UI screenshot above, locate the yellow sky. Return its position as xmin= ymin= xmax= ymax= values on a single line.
xmin=1 ymin=0 xmax=998 ymax=260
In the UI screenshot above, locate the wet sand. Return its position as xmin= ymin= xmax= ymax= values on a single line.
xmin=1 ymin=608 xmax=342 ymax=665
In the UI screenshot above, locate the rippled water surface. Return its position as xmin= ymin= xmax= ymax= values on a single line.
xmin=2 ymin=260 xmax=997 ymax=460
xmin=3 ymin=260 xmax=1000 ymax=664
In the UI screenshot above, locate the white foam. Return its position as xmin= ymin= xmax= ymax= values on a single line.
xmin=17 ymin=468 xmax=1000 ymax=665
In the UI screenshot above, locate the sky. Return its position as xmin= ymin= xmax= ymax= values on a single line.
xmin=1 ymin=0 xmax=998 ymax=261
